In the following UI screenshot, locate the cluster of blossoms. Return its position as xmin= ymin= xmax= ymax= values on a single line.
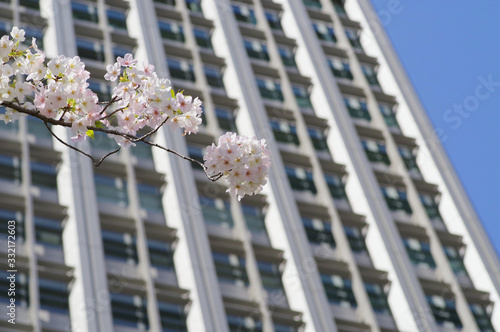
xmin=204 ymin=133 xmax=272 ymax=200
xmin=0 ymin=27 xmax=270 ymax=200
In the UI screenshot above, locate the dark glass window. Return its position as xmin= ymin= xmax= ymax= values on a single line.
xmin=256 ymin=78 xmax=284 ymax=101
xmin=321 ymin=274 xmax=357 ymax=307
xmin=302 ymin=218 xmax=335 ymax=247
xmin=102 ymin=230 xmax=138 ymax=263
xmin=325 ymin=174 xmax=348 ymax=200
xmin=285 ymin=166 xmax=317 ymax=194
xmin=361 ymin=139 xmax=390 ymax=165
xmin=258 ymin=261 xmax=283 ymax=292
xmin=76 ymin=38 xmax=104 ymax=62
xmin=167 ymin=59 xmax=195 ymax=82
xmin=94 ymin=174 xmax=129 ymax=206
xmin=159 ymin=21 xmax=185 ymax=42
xmin=111 ymin=293 xmax=149 ymax=329
xmin=365 ymin=283 xmax=391 ymax=315
xmin=148 ymin=239 xmax=174 ymax=270
xmin=308 ymin=127 xmax=329 ymax=151
xmin=244 ymin=39 xmax=270 ymax=61
xmin=381 ymin=186 xmax=412 ymax=215
xmin=199 ymin=195 xmax=233 ymax=228
xmin=72 ymin=2 xmax=98 ymax=23
xmin=469 ymin=303 xmax=495 ymax=332
xmin=344 ymin=97 xmax=371 ymax=121
xmin=403 ymin=237 xmax=436 ymax=269
xmin=329 ymin=58 xmax=353 ymax=80
xmin=158 ymin=301 xmax=187 ymax=331
xmin=265 ymin=11 xmax=282 ymax=30
xmin=107 ymin=9 xmax=127 ymax=30
xmin=39 ymin=278 xmax=69 ymax=314
xmin=344 ymin=226 xmax=367 ymax=253
xmin=313 ymin=22 xmax=336 ymax=43
xmin=232 ymin=4 xmax=257 ymax=25
xmin=227 ymin=314 xmax=263 ymax=332
xmin=193 ymin=27 xmax=212 ymax=49
xmin=293 ymin=85 xmax=313 ymax=109
xmin=426 ymin=295 xmax=462 ymax=329
xmin=213 ymin=252 xmax=249 ymax=286
xmin=270 ymin=119 xmax=300 ymax=145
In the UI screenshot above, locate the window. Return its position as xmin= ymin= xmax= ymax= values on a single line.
xmin=321 ymin=274 xmax=357 ymax=307
xmin=258 ymin=261 xmax=283 ymax=292
xmin=0 ymin=153 xmax=21 ymax=184
xmin=39 ymin=278 xmax=70 ymax=314
xmin=344 ymin=226 xmax=367 ymax=253
xmin=76 ymin=38 xmax=104 ymax=62
xmin=324 ymin=174 xmax=348 ymax=200
xmin=20 ymin=0 xmax=40 ymax=11
xmin=420 ymin=194 xmax=442 ymax=220
xmin=28 ymin=116 xmax=52 ymax=140
xmin=270 ymin=119 xmax=300 ymax=146
xmin=233 ymin=4 xmax=257 ymax=25
xmin=265 ymin=10 xmax=282 ymax=30
xmin=111 ymin=293 xmax=149 ymax=329
xmin=285 ymin=166 xmax=317 ymax=194
xmin=137 ymin=182 xmax=164 ymax=213
xmin=113 ymin=46 xmax=133 ymax=60
xmin=426 ymin=295 xmax=462 ymax=329
xmin=361 ymin=139 xmax=390 ymax=165
xmin=159 ymin=21 xmax=185 ymax=42
xmin=22 ymin=26 xmax=44 ymax=50
xmin=0 ymin=272 xmax=28 ymax=306
xmin=443 ymin=246 xmax=468 ymax=276
xmin=0 ymin=210 xmax=62 ymax=247
xmin=204 ymin=66 xmax=225 ymax=88
xmin=0 ymin=209 xmax=25 ymax=241
xmin=213 ymin=252 xmax=249 ymax=286
xmin=242 ymin=204 xmax=267 ymax=235
xmin=302 ymin=218 xmax=335 ymax=248
xmin=345 ymin=29 xmax=363 ymax=51
xmin=256 ymin=78 xmax=284 ymax=101
xmin=35 ymin=216 xmax=63 ymax=247
xmin=154 ymin=0 xmax=176 ymax=5
xmin=227 ymin=314 xmax=263 ymax=332
xmin=94 ymin=174 xmax=129 ymax=206
xmin=381 ymin=186 xmax=412 ymax=214
xmin=158 ymin=301 xmax=187 ymax=331
xmin=313 ymin=22 xmax=336 ymax=43
xmin=102 ymin=230 xmax=138 ymax=263
xmin=278 ymin=46 xmax=296 ymax=67
xmin=344 ymin=96 xmax=371 ymax=121
xmin=31 ymin=159 xmax=58 ymax=191
xmin=403 ymin=237 xmax=436 ymax=269
xmin=72 ymin=1 xmax=98 ymax=23
xmin=362 ymin=64 xmax=380 ymax=87
xmin=167 ymin=58 xmax=195 ymax=81
xmin=329 ymin=58 xmax=353 ymax=80
xmin=308 ymin=127 xmax=329 ymax=151
xmin=293 ymin=84 xmax=313 ymax=108
xmin=469 ymin=303 xmax=495 ymax=332
xmin=131 ymin=141 xmax=154 ymax=160
xmin=379 ymin=104 xmax=400 ymax=128
xmin=365 ymin=283 xmax=391 ymax=315
xmin=215 ymin=107 xmax=237 ymax=132
xmin=88 ymin=80 xmax=112 ymax=101
xmin=199 ymin=195 xmax=233 ymax=228
xmin=274 ymin=324 xmax=299 ymax=332
xmin=148 ymin=239 xmax=174 ymax=270
xmin=303 ymin=0 xmax=322 ymax=9
xmin=193 ymin=27 xmax=212 ymax=49
xmin=187 ymin=144 xmax=205 ymax=170
xmin=399 ymin=146 xmax=420 ymax=173
xmin=107 ymin=9 xmax=127 ymax=30
xmin=332 ymin=0 xmax=346 ymax=15
xmin=186 ymin=0 xmax=202 ymax=12
xmin=244 ymin=39 xmax=270 ymax=61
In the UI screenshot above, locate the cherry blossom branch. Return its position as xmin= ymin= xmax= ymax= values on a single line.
xmin=2 ymin=101 xmax=224 ymax=179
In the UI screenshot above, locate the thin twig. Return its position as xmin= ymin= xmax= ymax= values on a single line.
xmin=99 ymin=96 xmax=119 ymax=115
xmin=43 ymin=122 xmax=121 ymax=167
xmin=131 ymin=116 xmax=170 ymax=142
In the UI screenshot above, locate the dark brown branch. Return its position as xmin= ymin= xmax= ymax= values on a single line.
xmin=2 ymin=101 xmax=219 ymax=178
xmin=43 ymin=122 xmax=121 ymax=167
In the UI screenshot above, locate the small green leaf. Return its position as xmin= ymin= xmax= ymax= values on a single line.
xmin=170 ymin=89 xmax=175 ymax=98
xmin=95 ymin=121 xmax=104 ymax=129
xmin=86 ymin=129 xmax=95 ymax=139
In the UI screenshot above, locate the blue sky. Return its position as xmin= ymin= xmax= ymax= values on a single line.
xmin=371 ymin=1 xmax=500 ymax=255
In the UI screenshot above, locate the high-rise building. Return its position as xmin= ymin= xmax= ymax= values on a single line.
xmin=0 ymin=0 xmax=498 ymax=331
